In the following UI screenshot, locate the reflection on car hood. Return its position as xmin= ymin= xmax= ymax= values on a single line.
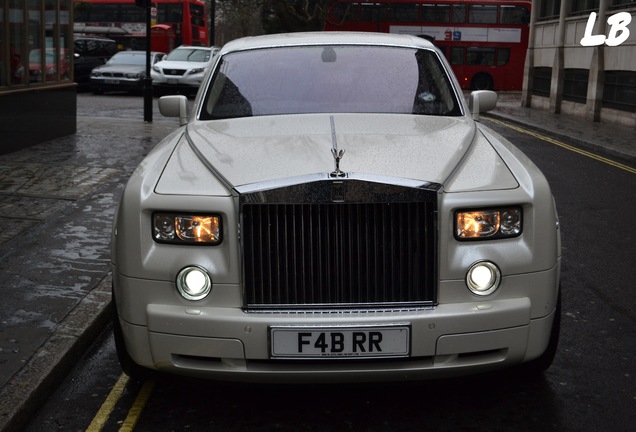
xmin=93 ymin=64 xmax=145 ymax=74
xmin=183 ymin=113 xmax=508 ymax=190
xmin=155 ymin=60 xmax=209 ymax=70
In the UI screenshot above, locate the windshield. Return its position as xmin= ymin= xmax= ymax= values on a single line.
xmin=201 ymin=45 xmax=461 ymax=120
xmin=108 ymin=52 xmax=146 ymax=65
xmin=166 ymin=48 xmax=210 ymax=62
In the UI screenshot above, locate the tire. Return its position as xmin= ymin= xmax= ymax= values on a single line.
xmin=470 ymin=73 xmax=494 ymax=91
xmin=112 ymin=289 xmax=152 ymax=380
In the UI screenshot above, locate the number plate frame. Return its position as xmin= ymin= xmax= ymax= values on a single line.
xmin=270 ymin=324 xmax=411 ymax=359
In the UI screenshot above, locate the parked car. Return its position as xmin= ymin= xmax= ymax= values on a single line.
xmin=73 ymin=36 xmax=118 ymax=87
xmin=28 ymin=48 xmax=71 ymax=82
xmin=150 ymin=45 xmax=218 ymax=95
xmin=112 ymin=32 xmax=562 ymax=382
xmin=90 ymin=50 xmax=165 ymax=94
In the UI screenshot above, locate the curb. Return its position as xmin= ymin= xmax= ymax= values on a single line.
xmin=484 ymin=112 xmax=636 ymax=165
xmin=0 ymin=274 xmax=113 ymax=432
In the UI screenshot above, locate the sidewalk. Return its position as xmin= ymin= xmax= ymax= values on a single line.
xmin=0 ymin=102 xmax=178 ymax=432
xmin=0 ymin=92 xmax=634 ymax=432
xmin=484 ymin=92 xmax=636 ymax=164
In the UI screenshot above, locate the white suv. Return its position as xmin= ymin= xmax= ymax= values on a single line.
xmin=151 ymin=45 xmax=218 ymax=95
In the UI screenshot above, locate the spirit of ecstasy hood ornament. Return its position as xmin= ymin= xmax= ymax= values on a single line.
xmin=330 ymin=148 xmax=346 ymax=178
xmin=329 ymin=116 xmax=346 ymax=178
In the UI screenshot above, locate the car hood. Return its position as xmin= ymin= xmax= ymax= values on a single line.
xmin=156 ymin=60 xmax=209 ymax=70
xmin=94 ymin=64 xmax=145 ymax=74
xmin=171 ymin=113 xmax=517 ymax=192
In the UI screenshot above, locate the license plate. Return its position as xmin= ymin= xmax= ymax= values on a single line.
xmin=270 ymin=325 xmax=410 ymax=359
xmin=167 ymin=78 xmax=178 ymax=85
xmin=104 ymin=79 xmax=119 ymax=84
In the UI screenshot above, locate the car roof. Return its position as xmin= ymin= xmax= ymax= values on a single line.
xmin=219 ymin=31 xmax=436 ymax=56
xmin=174 ymin=45 xmax=212 ymax=50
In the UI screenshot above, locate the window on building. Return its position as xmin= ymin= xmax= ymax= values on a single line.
xmin=538 ymin=0 xmax=561 ymax=20
xmin=532 ymin=67 xmax=552 ymax=96
xmin=8 ymin=0 xmax=27 ymax=86
xmin=563 ymin=69 xmax=589 ymax=103
xmin=610 ymin=0 xmax=636 ymax=9
xmin=0 ymin=2 xmax=5 ymax=86
xmin=603 ymin=71 xmax=636 ymax=112
xmin=0 ymin=0 xmax=71 ymax=89
xmin=570 ymin=0 xmax=601 ymax=15
xmin=29 ymin=0 xmax=44 ymax=84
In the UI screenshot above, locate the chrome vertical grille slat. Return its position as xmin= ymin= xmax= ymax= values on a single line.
xmin=241 ymin=180 xmax=437 ymax=310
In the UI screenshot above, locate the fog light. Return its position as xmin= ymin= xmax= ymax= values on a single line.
xmin=466 ymin=261 xmax=501 ymax=296
xmin=176 ymin=266 xmax=212 ymax=300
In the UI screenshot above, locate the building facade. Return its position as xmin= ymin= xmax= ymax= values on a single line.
xmin=0 ymin=0 xmax=76 ymax=154
xmin=522 ymin=0 xmax=636 ymax=128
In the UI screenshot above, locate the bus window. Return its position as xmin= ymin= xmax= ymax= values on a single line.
xmin=391 ymin=3 xmax=418 ymax=22
xmin=331 ymin=2 xmax=352 ymax=21
xmin=497 ymin=48 xmax=510 ymax=66
xmin=500 ymin=5 xmax=531 ymax=24
xmin=421 ymin=4 xmax=450 ymax=23
xmin=468 ymin=5 xmax=497 ymax=24
xmin=451 ymin=5 xmax=466 ymax=23
xmin=450 ymin=46 xmax=464 ymax=65
xmin=467 ymin=47 xmax=495 ymax=66
xmin=360 ymin=3 xmax=387 ymax=22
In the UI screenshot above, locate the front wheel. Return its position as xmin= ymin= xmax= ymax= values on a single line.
xmin=519 ymin=288 xmax=562 ymax=375
xmin=471 ymin=73 xmax=494 ymax=91
xmin=112 ymin=289 xmax=152 ymax=380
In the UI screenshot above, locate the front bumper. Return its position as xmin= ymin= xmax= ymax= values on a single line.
xmin=151 ymin=73 xmax=204 ymax=89
xmin=91 ymin=77 xmax=144 ymax=91
xmin=114 ymin=265 xmax=559 ymax=383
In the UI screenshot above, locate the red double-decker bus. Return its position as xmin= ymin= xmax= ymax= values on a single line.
xmin=74 ymin=0 xmax=208 ymax=51
xmin=324 ymin=0 xmax=531 ymax=91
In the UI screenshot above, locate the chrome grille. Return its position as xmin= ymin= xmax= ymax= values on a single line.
xmin=240 ymin=180 xmax=437 ymax=310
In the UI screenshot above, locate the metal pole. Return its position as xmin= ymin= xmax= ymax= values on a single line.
xmin=209 ymin=0 xmax=215 ymax=46
xmin=143 ymin=4 xmax=153 ymax=122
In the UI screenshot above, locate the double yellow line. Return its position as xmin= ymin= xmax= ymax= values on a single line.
xmin=485 ymin=117 xmax=636 ymax=175
xmin=86 ymin=374 xmax=155 ymax=432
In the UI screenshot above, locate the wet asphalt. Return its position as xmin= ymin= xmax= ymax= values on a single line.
xmin=0 ymin=91 xmax=633 ymax=432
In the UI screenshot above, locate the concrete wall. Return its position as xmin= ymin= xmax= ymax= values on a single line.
xmin=523 ymin=2 xmax=636 ymax=129
xmin=0 ymin=84 xmax=77 ymax=155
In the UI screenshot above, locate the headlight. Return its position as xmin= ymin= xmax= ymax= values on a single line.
xmin=455 ymin=206 xmax=522 ymax=240
xmin=176 ymin=266 xmax=212 ymax=300
xmin=152 ymin=65 xmax=161 ymax=73
xmin=153 ymin=212 xmax=222 ymax=245
xmin=126 ymin=72 xmax=143 ymax=79
xmin=466 ymin=261 xmax=501 ymax=296
xmin=189 ymin=67 xmax=205 ymax=75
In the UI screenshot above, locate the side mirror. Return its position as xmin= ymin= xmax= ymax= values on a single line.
xmin=159 ymin=95 xmax=189 ymax=126
xmin=468 ymin=90 xmax=497 ymax=121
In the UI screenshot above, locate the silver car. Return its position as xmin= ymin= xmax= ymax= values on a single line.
xmin=112 ymin=32 xmax=561 ymax=382
xmin=151 ymin=45 xmax=218 ymax=95
xmin=90 ymin=50 xmax=165 ymax=94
